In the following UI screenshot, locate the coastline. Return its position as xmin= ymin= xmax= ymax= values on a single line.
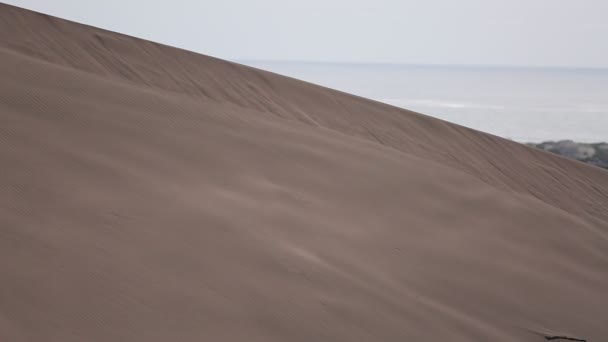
xmin=526 ymin=140 xmax=608 ymax=169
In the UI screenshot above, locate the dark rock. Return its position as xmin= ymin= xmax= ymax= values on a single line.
xmin=527 ymin=140 xmax=608 ymax=169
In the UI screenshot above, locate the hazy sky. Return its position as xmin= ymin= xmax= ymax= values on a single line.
xmin=5 ymin=0 xmax=608 ymax=68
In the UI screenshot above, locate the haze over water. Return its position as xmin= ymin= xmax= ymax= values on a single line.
xmin=244 ymin=61 xmax=608 ymax=143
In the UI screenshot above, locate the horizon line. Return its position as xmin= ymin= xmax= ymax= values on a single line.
xmin=234 ymin=59 xmax=608 ymax=72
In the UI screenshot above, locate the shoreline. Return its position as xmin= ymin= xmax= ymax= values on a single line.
xmin=526 ymin=140 xmax=608 ymax=169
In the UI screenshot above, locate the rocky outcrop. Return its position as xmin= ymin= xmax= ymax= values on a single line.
xmin=527 ymin=140 xmax=608 ymax=169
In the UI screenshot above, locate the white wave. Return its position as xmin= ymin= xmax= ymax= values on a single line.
xmin=379 ymin=98 xmax=506 ymax=110
xmin=574 ymin=104 xmax=608 ymax=113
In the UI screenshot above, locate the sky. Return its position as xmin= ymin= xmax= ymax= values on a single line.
xmin=5 ymin=0 xmax=608 ymax=68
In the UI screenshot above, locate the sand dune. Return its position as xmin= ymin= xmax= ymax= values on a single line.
xmin=1 ymin=4 xmax=607 ymax=341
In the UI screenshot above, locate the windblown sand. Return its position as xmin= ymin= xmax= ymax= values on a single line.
xmin=1 ymin=4 xmax=607 ymax=341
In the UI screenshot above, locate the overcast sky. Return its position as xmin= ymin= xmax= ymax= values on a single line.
xmin=5 ymin=0 xmax=608 ymax=68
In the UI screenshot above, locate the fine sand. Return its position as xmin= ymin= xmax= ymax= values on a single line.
xmin=1 ymin=4 xmax=607 ymax=342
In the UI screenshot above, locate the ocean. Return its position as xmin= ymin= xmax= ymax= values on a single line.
xmin=241 ymin=61 xmax=608 ymax=143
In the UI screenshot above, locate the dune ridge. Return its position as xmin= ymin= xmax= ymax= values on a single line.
xmin=2 ymin=4 xmax=608 ymax=222
xmin=1 ymin=3 xmax=607 ymax=341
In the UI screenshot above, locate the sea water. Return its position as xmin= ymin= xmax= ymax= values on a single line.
xmin=242 ymin=61 xmax=608 ymax=143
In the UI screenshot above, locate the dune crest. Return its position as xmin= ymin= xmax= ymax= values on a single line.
xmin=1 ymin=4 xmax=607 ymax=341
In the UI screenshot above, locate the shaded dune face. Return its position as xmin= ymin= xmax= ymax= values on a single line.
xmin=1 ymin=4 xmax=607 ymax=342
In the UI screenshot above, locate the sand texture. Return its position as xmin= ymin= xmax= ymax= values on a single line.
xmin=1 ymin=4 xmax=607 ymax=341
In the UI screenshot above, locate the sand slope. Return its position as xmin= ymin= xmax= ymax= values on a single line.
xmin=1 ymin=4 xmax=607 ymax=341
